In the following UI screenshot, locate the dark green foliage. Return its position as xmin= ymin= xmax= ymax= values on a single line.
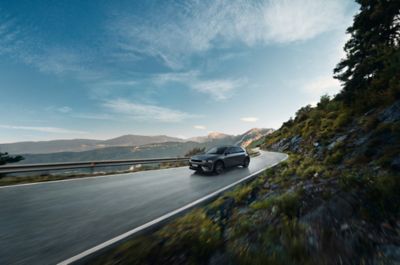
xmin=0 ymin=152 xmax=24 ymax=166
xmin=366 ymin=174 xmax=400 ymax=219
xmin=334 ymin=0 xmax=400 ymax=108
xmin=0 ymin=152 xmax=24 ymax=179
xmin=252 ymin=191 xmax=301 ymax=218
xmin=184 ymin=147 xmax=206 ymax=157
xmin=228 ymin=216 xmax=309 ymax=265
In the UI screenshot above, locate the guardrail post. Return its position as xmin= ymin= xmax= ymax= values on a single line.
xmin=90 ymin=162 xmax=96 ymax=174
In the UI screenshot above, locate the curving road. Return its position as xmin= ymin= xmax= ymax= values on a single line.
xmin=0 ymin=151 xmax=286 ymax=265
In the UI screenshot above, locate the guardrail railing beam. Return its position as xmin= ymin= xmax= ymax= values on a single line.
xmin=0 ymin=157 xmax=189 ymax=174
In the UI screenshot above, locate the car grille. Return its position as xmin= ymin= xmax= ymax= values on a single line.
xmin=191 ymin=159 xmax=202 ymax=163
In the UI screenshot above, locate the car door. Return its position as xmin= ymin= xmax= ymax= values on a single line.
xmin=233 ymin=146 xmax=246 ymax=166
xmin=224 ymin=147 xmax=236 ymax=167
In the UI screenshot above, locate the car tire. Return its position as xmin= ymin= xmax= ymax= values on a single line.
xmin=213 ymin=161 xmax=224 ymax=175
xmin=243 ymin=157 xmax=250 ymax=168
xmin=195 ymin=168 xmax=203 ymax=174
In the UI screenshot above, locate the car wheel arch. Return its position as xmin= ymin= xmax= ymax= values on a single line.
xmin=214 ymin=159 xmax=225 ymax=168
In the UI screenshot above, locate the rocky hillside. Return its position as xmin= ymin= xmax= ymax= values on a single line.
xmin=89 ymin=1 xmax=400 ymax=264
xmin=236 ymin=128 xmax=274 ymax=147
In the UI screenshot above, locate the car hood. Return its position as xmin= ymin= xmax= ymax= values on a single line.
xmin=190 ymin=154 xmax=219 ymax=160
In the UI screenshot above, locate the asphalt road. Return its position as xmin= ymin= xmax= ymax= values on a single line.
xmin=0 ymin=151 xmax=286 ymax=265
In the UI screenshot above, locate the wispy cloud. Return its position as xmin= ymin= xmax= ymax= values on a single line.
xmin=192 ymin=79 xmax=241 ymax=101
xmin=0 ymin=9 xmax=102 ymax=80
xmin=111 ymin=0 xmax=349 ymax=69
xmin=262 ymin=0 xmax=347 ymax=43
xmin=154 ymin=71 xmax=244 ymax=101
xmin=0 ymin=15 xmax=20 ymax=55
xmin=21 ymin=47 xmax=103 ymax=80
xmin=103 ymin=99 xmax=196 ymax=122
xmin=45 ymin=106 xmax=72 ymax=114
xmin=241 ymin=117 xmax=259 ymax=123
xmin=193 ymin=125 xmax=206 ymax=130
xmin=0 ymin=124 xmax=87 ymax=134
xmin=57 ymin=106 xmax=72 ymax=113
xmin=73 ymin=113 xmax=114 ymax=120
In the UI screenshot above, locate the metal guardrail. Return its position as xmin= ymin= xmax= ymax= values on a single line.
xmin=0 ymin=157 xmax=189 ymax=174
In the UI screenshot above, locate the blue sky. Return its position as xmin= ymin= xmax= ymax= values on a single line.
xmin=0 ymin=0 xmax=358 ymax=143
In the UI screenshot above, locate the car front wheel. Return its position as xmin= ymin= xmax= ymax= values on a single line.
xmin=243 ymin=157 xmax=250 ymax=168
xmin=213 ymin=161 xmax=224 ymax=174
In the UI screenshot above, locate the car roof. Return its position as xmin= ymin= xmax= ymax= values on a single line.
xmin=215 ymin=145 xmax=240 ymax=148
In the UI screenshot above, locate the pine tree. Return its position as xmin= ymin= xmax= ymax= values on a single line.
xmin=334 ymin=0 xmax=400 ymax=108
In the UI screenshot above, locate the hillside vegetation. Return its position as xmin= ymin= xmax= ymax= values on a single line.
xmin=91 ymin=1 xmax=400 ymax=264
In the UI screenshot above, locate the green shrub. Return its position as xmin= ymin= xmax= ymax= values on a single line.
xmin=252 ymin=191 xmax=300 ymax=218
xmin=339 ymin=172 xmax=366 ymax=191
xmin=157 ymin=209 xmax=222 ymax=262
xmin=363 ymin=115 xmax=379 ymax=131
xmin=184 ymin=147 xmax=206 ymax=157
xmin=325 ymin=150 xmax=344 ymax=164
xmin=225 ymin=185 xmax=254 ymax=205
xmin=228 ymin=216 xmax=309 ymax=265
xmin=333 ymin=111 xmax=351 ymax=130
xmin=366 ymin=174 xmax=400 ymax=219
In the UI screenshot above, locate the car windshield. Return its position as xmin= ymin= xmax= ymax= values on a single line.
xmin=206 ymin=147 xmax=227 ymax=154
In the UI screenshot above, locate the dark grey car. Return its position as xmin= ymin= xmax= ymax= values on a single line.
xmin=189 ymin=145 xmax=250 ymax=174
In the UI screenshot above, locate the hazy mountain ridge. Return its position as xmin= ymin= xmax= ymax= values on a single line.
xmin=0 ymin=134 xmax=188 ymax=154
xmin=15 ymin=128 xmax=273 ymax=164
xmin=187 ymin=132 xmax=234 ymax=143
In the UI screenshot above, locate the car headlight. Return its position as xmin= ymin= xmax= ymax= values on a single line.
xmin=206 ymin=160 xmax=213 ymax=163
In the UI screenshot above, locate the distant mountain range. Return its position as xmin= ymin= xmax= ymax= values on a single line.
xmin=0 ymin=135 xmax=184 ymax=154
xmin=1 ymin=128 xmax=273 ymax=164
xmin=187 ymin=131 xmax=233 ymax=143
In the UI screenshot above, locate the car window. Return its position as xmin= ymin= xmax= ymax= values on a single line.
xmin=235 ymin=147 xmax=245 ymax=153
xmin=226 ymin=147 xmax=235 ymax=154
xmin=206 ymin=146 xmax=227 ymax=154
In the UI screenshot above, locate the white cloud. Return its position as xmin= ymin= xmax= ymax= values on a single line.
xmin=303 ymin=76 xmax=341 ymax=96
xmin=262 ymin=0 xmax=346 ymax=43
xmin=152 ymin=71 xmax=243 ymax=101
xmin=241 ymin=117 xmax=259 ymax=122
xmin=99 ymin=80 xmax=138 ymax=87
xmin=45 ymin=105 xmax=72 ymax=114
xmin=73 ymin=113 xmax=114 ymax=120
xmin=193 ymin=125 xmax=206 ymax=130
xmin=103 ymin=99 xmax=195 ymax=122
xmin=0 ymin=11 xmax=101 ymax=80
xmin=111 ymin=0 xmax=349 ymax=69
xmin=0 ymin=124 xmax=87 ymax=134
xmin=153 ymin=71 xmax=198 ymax=85
xmin=21 ymin=48 xmax=102 ymax=80
xmin=192 ymin=80 xmax=240 ymax=101
xmin=57 ymin=106 xmax=72 ymax=113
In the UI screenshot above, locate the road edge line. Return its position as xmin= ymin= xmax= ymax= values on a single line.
xmin=58 ymin=153 xmax=288 ymax=265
